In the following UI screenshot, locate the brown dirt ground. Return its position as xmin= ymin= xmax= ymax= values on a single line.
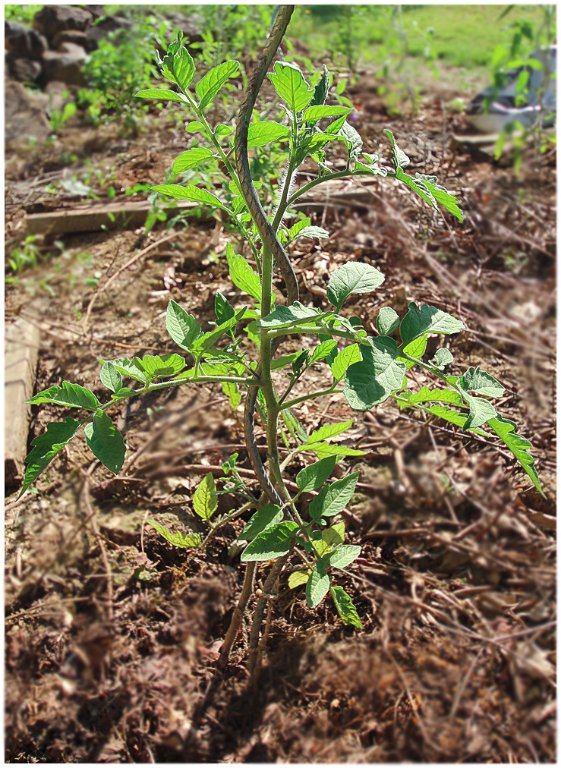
xmin=5 ymin=69 xmax=556 ymax=762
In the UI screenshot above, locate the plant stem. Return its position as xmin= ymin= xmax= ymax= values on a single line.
xmin=281 ymin=384 xmax=341 ymax=411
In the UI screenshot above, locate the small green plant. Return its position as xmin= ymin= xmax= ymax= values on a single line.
xmin=48 ymin=99 xmax=77 ymax=137
xmin=21 ymin=9 xmax=542 ymax=672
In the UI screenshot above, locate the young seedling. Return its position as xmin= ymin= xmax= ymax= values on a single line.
xmin=21 ymin=6 xmax=543 ymax=672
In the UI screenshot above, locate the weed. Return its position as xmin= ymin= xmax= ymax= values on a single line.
xmin=21 ymin=12 xmax=543 ymax=671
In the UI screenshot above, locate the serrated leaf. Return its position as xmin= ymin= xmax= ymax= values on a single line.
xmin=340 ymin=121 xmax=363 ymax=159
xmin=403 ymin=386 xmax=463 ymax=407
xmin=160 ymin=44 xmax=195 ymax=91
xmin=327 ymin=263 xmax=385 ymax=310
xmin=166 ymin=300 xmax=202 ymax=351
xmin=376 ymin=306 xmax=400 ymax=336
xmin=28 ymin=381 xmax=100 ymax=411
xmin=399 ymin=335 xmax=428 ymax=369
xmin=196 ymin=60 xmax=239 ymax=109
xmin=151 ymin=184 xmax=226 ymax=209
xmin=147 ymin=520 xmax=201 ymax=548
xmin=303 ymin=105 xmax=351 ymax=123
xmin=322 ymin=522 xmax=346 ymax=547
xmin=296 ymin=456 xmax=337 ymax=492
xmin=268 ymin=61 xmax=314 ymax=113
xmin=282 ymin=408 xmax=308 ymax=442
xmin=459 ymin=387 xmax=497 ymax=429
xmin=240 ymin=521 xmax=299 ymax=562
xmin=432 ymin=348 xmax=454 ymax=369
xmin=21 ymin=417 xmax=80 ymax=495
xmin=240 ymin=504 xmax=283 ymax=541
xmin=186 ymin=120 xmax=206 ymax=134
xmin=487 ymin=416 xmax=543 ymax=495
xmin=331 ymin=343 xmax=362 ymax=381
xmin=192 ymin=472 xmax=218 ymax=521
xmin=214 ymin=291 xmax=235 ymax=325
xmin=191 ymin=307 xmax=246 ymax=352
xmin=344 ymin=337 xmax=406 ymax=410
xmin=222 ymin=380 xmax=241 ymax=409
xmin=400 ymin=303 xmax=464 ymax=346
xmin=226 ymin=244 xmax=261 ymax=301
xmin=330 ymin=586 xmax=362 ymax=629
xmin=412 ymin=173 xmax=464 ymax=222
xmin=136 ymin=353 xmax=186 ymax=379
xmin=84 ymin=410 xmax=125 ymax=474
xmin=460 ymin=367 xmax=505 ymax=398
xmin=257 ymin=302 xmax=320 ymax=329
xmin=247 ymin=121 xmax=290 ymax=148
xmin=304 ymin=442 xmax=366 ymax=458
xmin=100 ymin=361 xmax=122 ymax=393
xmin=311 ymin=339 xmax=337 ymax=363
xmin=294 ymin=225 xmax=329 ymax=240
xmin=307 ymin=420 xmax=353 ymax=444
xmin=309 ymin=472 xmax=360 ymax=520
xmin=309 ymin=67 xmax=330 ymax=107
xmin=172 ymin=147 xmax=214 ymax=175
xmin=329 ymin=544 xmax=361 ymax=569
xmin=383 ymin=128 xmax=410 ymax=169
xmin=136 ymin=88 xmax=185 ymax=102
xmin=110 ymin=358 xmax=147 ymax=384
xmin=306 ymin=565 xmax=331 ymax=608
xmin=288 ymin=570 xmax=310 ymax=589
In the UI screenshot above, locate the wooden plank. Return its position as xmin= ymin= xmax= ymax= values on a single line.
xmin=25 ymin=200 xmax=199 ymax=236
xmin=5 ymin=316 xmax=40 ymax=487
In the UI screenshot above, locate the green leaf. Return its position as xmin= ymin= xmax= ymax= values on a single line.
xmin=147 ymin=520 xmax=201 ymax=548
xmin=331 ymin=343 xmax=362 ymax=381
xmin=160 ymin=44 xmax=195 ymax=91
xmin=240 ymin=521 xmax=299 ymax=562
xmin=226 ymin=244 xmax=261 ymax=301
xmin=303 ymin=105 xmax=351 ymax=123
xmin=257 ymin=302 xmax=321 ymax=329
xmin=166 ymin=300 xmax=202 ymax=351
xmin=294 ymin=225 xmax=329 ymax=240
xmin=399 ymin=335 xmax=428 ymax=369
xmin=376 ymin=306 xmax=400 ymax=336
xmin=402 ymin=386 xmax=463 ymax=407
xmin=150 ymin=184 xmax=226 ymax=209
xmin=172 ymin=147 xmax=214 ymax=175
xmin=432 ymin=348 xmax=454 ymax=369
xmin=191 ymin=307 xmax=246 ymax=352
xmin=327 ymin=263 xmax=385 ymax=310
xmin=84 ymin=410 xmax=125 ymax=474
xmin=100 ymin=361 xmax=122 ymax=393
xmin=310 ymin=66 xmax=330 ymax=106
xmin=344 ymin=337 xmax=406 ymax=410
xmin=136 ymin=88 xmax=186 ymax=103
xmin=460 ymin=367 xmax=505 ymax=398
xmin=195 ymin=60 xmax=239 ymax=109
xmin=309 ymin=472 xmax=360 ymax=520
xmin=268 ymin=61 xmax=314 ymax=113
xmin=412 ymin=173 xmax=464 ymax=222
xmin=186 ymin=120 xmax=206 ymax=134
xmin=322 ymin=522 xmax=346 ymax=548
xmin=400 ymin=303 xmax=464 ymax=346
xmin=136 ymin=353 xmax=186 ymax=379
xmin=304 ymin=442 xmax=365 ymax=459
xmin=340 ymin=121 xmax=363 ymax=159
xmin=110 ymin=358 xmax=147 ymax=384
xmin=296 ymin=456 xmax=337 ymax=492
xmin=192 ymin=472 xmax=218 ymax=521
xmin=21 ymin=417 xmax=80 ymax=495
xmin=288 ymin=570 xmax=310 ymax=589
xmin=306 ymin=566 xmax=330 ymax=608
xmin=214 ymin=291 xmax=235 ymax=325
xmin=240 ymin=504 xmax=283 ymax=541
xmin=383 ymin=128 xmax=410 ymax=169
xmin=329 ymin=544 xmax=361 ymax=569
xmin=330 ymin=586 xmax=362 ymax=629
xmin=247 ymin=121 xmax=290 ymax=148
xmin=222 ymin=380 xmax=241 ymax=409
xmin=28 ymin=381 xmax=100 ymax=411
xmin=310 ymin=339 xmax=337 ymax=363
xmin=307 ymin=420 xmax=353 ymax=444
xmin=458 ymin=387 xmax=497 ymax=429
xmin=282 ymin=408 xmax=308 ymax=442
xmin=487 ymin=416 xmax=543 ymax=495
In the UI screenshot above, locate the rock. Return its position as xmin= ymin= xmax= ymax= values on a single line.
xmin=163 ymin=13 xmax=204 ymax=44
xmin=5 ymin=81 xmax=50 ymax=147
xmin=8 ymin=57 xmax=42 ymax=83
xmin=42 ymin=46 xmax=87 ymax=87
xmin=33 ymin=5 xmax=93 ymax=45
xmin=45 ymin=80 xmax=72 ymax=113
xmin=52 ymin=29 xmax=88 ymax=49
xmin=85 ymin=15 xmax=132 ymax=50
xmin=5 ymin=20 xmax=47 ymax=60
